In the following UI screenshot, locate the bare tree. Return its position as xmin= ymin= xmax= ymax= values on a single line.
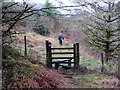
xmin=1 ymin=0 xmax=89 ymax=45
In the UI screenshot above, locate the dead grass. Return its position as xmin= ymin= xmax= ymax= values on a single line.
xmin=11 ymin=28 xmax=73 ymax=64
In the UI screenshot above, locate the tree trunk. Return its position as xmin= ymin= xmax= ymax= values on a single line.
xmin=105 ymin=53 xmax=109 ymax=63
xmin=105 ymin=41 xmax=110 ymax=63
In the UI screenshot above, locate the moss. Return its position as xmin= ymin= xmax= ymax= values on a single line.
xmin=23 ymin=69 xmax=36 ymax=78
xmin=82 ymin=82 xmax=98 ymax=88
xmin=2 ymin=57 xmax=38 ymax=88
xmin=3 ymin=75 xmax=12 ymax=88
xmin=9 ymin=60 xmax=37 ymax=78
xmin=24 ymin=62 xmax=42 ymax=69
xmin=3 ymin=45 xmax=22 ymax=59
xmin=31 ymin=64 xmax=41 ymax=69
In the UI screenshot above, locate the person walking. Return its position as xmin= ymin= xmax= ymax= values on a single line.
xmin=58 ymin=33 xmax=64 ymax=46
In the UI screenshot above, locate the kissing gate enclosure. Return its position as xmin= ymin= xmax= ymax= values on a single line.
xmin=46 ymin=40 xmax=80 ymax=69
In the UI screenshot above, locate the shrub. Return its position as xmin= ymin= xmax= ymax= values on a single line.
xmin=34 ymin=25 xmax=50 ymax=36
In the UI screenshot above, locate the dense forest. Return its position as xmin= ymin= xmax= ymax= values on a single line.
xmin=1 ymin=0 xmax=120 ymax=89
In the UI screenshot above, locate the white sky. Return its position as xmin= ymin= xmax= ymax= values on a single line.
xmin=11 ymin=0 xmax=120 ymax=5
xmin=11 ymin=0 xmax=77 ymax=14
xmin=10 ymin=0 xmax=120 ymax=14
xmin=11 ymin=0 xmax=72 ymax=6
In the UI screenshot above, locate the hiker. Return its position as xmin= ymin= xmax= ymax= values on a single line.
xmin=58 ymin=33 xmax=64 ymax=46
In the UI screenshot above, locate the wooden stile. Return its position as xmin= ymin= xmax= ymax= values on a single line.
xmin=46 ymin=40 xmax=80 ymax=69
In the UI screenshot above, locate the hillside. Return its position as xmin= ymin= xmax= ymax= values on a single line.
xmin=2 ymin=26 xmax=120 ymax=89
xmin=2 ymin=0 xmax=120 ymax=89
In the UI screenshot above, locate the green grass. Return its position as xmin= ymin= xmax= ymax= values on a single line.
xmin=77 ymin=74 xmax=95 ymax=80
xmin=105 ymin=61 xmax=118 ymax=73
xmin=81 ymin=59 xmax=102 ymax=69
xmin=76 ymin=74 xmax=106 ymax=80
xmin=81 ymin=82 xmax=98 ymax=88
xmin=75 ymin=74 xmax=107 ymax=88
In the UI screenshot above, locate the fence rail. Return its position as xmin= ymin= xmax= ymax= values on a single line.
xmin=51 ymin=47 xmax=74 ymax=50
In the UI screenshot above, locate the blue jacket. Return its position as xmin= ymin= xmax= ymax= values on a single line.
xmin=58 ymin=35 xmax=64 ymax=40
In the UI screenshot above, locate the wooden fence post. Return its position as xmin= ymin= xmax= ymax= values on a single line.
xmin=24 ymin=36 xmax=27 ymax=56
xmin=48 ymin=42 xmax=52 ymax=67
xmin=46 ymin=40 xmax=49 ymax=67
xmin=74 ymin=43 xmax=77 ymax=69
xmin=76 ymin=43 xmax=79 ymax=68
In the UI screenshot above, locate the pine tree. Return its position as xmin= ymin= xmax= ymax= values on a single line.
xmin=82 ymin=2 xmax=120 ymax=62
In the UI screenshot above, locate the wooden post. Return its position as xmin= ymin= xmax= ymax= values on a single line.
xmin=24 ymin=36 xmax=27 ymax=56
xmin=76 ymin=43 xmax=80 ymax=68
xmin=74 ymin=43 xmax=77 ymax=69
xmin=48 ymin=42 xmax=52 ymax=67
xmin=55 ymin=63 xmax=59 ymax=69
xmin=101 ymin=53 xmax=104 ymax=73
xmin=46 ymin=40 xmax=49 ymax=66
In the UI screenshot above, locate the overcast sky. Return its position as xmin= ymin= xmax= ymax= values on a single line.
xmin=10 ymin=0 xmax=119 ymax=14
xmin=11 ymin=0 xmax=79 ymax=14
xmin=12 ymin=0 xmax=72 ymax=6
xmin=12 ymin=0 xmax=120 ymax=5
